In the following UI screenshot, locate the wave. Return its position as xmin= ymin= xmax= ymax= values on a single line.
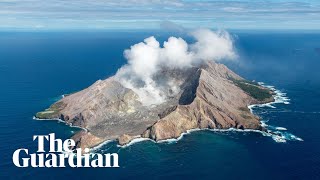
xmin=113 ymin=125 xmax=303 ymax=149
xmin=157 ymin=128 xmax=203 ymax=144
xmin=92 ymin=82 xmax=303 ymax=150
xmin=47 ymin=83 xmax=303 ymax=151
xmin=117 ymin=138 xmax=155 ymax=148
xmin=33 ymin=116 xmax=87 ymax=131
xmin=248 ymin=82 xmax=302 ymax=143
xmin=116 ymin=129 xmax=204 ymax=148
xmin=151 ymin=82 xmax=303 ymax=145
xmin=91 ymin=140 xmax=115 ymax=152
xmin=275 ymin=127 xmax=287 ymax=131
xmin=210 ymin=128 xmax=301 ymax=143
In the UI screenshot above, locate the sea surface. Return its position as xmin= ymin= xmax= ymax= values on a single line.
xmin=0 ymin=30 xmax=320 ymax=179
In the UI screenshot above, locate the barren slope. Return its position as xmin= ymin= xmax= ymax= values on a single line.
xmin=36 ymin=62 xmax=274 ymax=149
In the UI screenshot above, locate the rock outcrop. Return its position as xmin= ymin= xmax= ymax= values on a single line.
xmin=36 ymin=61 xmax=274 ymax=149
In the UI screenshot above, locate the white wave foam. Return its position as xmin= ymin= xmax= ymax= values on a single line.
xmin=211 ymin=128 xmax=263 ymax=134
xmin=211 ymin=127 xmax=301 ymax=143
xmin=33 ymin=116 xmax=64 ymax=122
xmin=272 ymin=135 xmax=287 ymax=143
xmin=275 ymin=127 xmax=287 ymax=131
xmin=157 ymin=128 xmax=203 ymax=144
xmin=213 ymin=127 xmax=302 ymax=143
xmin=33 ymin=116 xmax=87 ymax=131
xmin=39 ymin=82 xmax=302 ymax=152
xmin=117 ymin=138 xmax=154 ymax=148
xmin=99 ymin=124 xmax=303 ymax=150
xmin=261 ymin=121 xmax=268 ymax=127
xmin=157 ymin=138 xmax=179 ymax=144
xmin=73 ymin=81 xmax=300 ymax=151
xmin=248 ymin=82 xmax=302 ymax=143
xmin=257 ymin=103 xmax=276 ymax=108
xmin=248 ymin=105 xmax=255 ymax=113
xmin=91 ymin=140 xmax=115 ymax=152
xmin=104 ymin=81 xmax=302 ymax=149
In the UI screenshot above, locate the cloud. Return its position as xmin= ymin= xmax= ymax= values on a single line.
xmin=0 ymin=0 xmax=320 ymax=29
xmin=191 ymin=29 xmax=236 ymax=62
xmin=115 ymin=28 xmax=236 ymax=105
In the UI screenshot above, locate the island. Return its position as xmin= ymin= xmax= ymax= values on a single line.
xmin=35 ymin=61 xmax=274 ymax=150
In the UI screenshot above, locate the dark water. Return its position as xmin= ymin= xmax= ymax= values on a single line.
xmin=0 ymin=31 xmax=320 ymax=179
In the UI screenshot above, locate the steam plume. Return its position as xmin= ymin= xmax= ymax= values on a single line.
xmin=115 ymin=29 xmax=236 ymax=105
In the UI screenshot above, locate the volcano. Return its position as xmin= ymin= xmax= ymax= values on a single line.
xmin=36 ymin=61 xmax=274 ymax=149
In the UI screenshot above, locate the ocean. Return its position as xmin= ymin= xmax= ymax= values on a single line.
xmin=0 ymin=30 xmax=320 ymax=179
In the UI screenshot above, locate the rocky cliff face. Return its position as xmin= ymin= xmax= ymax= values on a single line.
xmin=36 ymin=62 xmax=274 ymax=149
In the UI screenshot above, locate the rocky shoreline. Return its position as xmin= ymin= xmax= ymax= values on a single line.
xmin=35 ymin=62 xmax=275 ymax=149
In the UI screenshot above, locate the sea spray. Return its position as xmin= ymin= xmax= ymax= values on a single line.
xmin=248 ymin=82 xmax=302 ymax=143
xmin=33 ymin=116 xmax=88 ymax=132
xmin=114 ymin=83 xmax=303 ymax=149
xmin=45 ymin=83 xmax=303 ymax=152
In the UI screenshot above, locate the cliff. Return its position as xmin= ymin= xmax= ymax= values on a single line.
xmin=36 ymin=61 xmax=274 ymax=149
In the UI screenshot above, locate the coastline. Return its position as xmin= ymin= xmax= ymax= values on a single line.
xmin=34 ymin=82 xmax=302 ymax=152
xmin=103 ymin=82 xmax=303 ymax=149
xmin=33 ymin=116 xmax=88 ymax=132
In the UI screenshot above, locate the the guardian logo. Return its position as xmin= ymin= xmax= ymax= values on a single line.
xmin=12 ymin=133 xmax=119 ymax=168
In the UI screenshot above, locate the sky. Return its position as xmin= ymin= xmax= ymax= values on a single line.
xmin=0 ymin=0 xmax=320 ymax=30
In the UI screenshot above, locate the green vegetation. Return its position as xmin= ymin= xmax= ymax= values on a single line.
xmin=230 ymin=78 xmax=272 ymax=101
xmin=239 ymin=106 xmax=250 ymax=112
xmin=35 ymin=101 xmax=64 ymax=119
xmin=35 ymin=111 xmax=56 ymax=119
xmin=240 ymin=113 xmax=252 ymax=119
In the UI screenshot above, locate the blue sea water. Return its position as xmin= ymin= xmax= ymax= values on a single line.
xmin=0 ymin=31 xmax=320 ymax=179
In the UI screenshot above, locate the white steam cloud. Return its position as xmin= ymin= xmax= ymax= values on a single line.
xmin=115 ymin=29 xmax=236 ymax=106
